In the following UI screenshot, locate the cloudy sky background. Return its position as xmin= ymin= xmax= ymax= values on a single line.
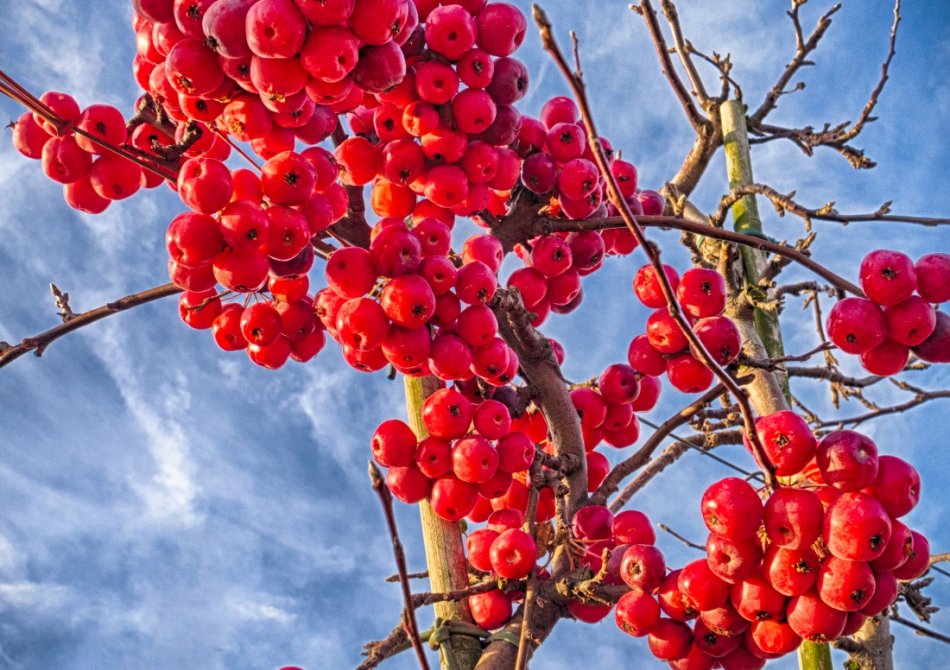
xmin=0 ymin=0 xmax=948 ymax=668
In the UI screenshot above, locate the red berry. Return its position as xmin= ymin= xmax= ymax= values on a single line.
xmin=860 ymin=249 xmax=917 ymax=306
xmin=489 ymin=528 xmax=536 ymax=579
xmin=816 ymin=430 xmax=879 ymax=491
xmin=763 ymin=486 xmax=823 ymax=550
xmin=615 ymin=590 xmax=660 ymax=637
xmin=915 ymin=253 xmax=950 ymax=303
xmin=826 ymin=297 xmax=887 ymax=354
xmin=634 ymin=264 xmax=680 ymax=308
xmin=371 ymin=419 xmax=418 ymax=468
xmin=701 ymin=478 xmax=763 ymax=541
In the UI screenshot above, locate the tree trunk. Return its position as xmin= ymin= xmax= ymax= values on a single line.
xmin=405 ymin=376 xmax=483 ymax=670
xmin=720 ymin=100 xmax=859 ymax=670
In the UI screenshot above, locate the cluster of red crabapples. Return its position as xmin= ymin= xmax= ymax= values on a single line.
xmin=827 ymin=249 xmax=950 ymax=373
xmin=516 ymin=94 xmax=664 ymax=222
xmin=330 ymin=0 xmax=531 ymax=220
xmin=606 ymin=420 xmax=930 ymax=668
xmin=10 ymin=89 xmax=182 ymax=214
xmin=167 ymin=149 xmax=350 ymax=368
xmin=622 ymin=263 xmax=739 ymax=395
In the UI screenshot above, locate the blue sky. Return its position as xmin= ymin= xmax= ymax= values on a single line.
xmin=0 ymin=1 xmax=948 ymax=668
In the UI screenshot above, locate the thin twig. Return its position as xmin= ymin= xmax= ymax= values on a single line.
xmin=890 ymin=610 xmax=950 ymax=645
xmin=658 ymin=523 xmax=705 ymax=551
xmin=0 ymin=283 xmax=183 ymax=369
xmin=749 ymin=1 xmax=843 ymax=124
xmin=536 ymin=215 xmax=864 ymax=296
xmin=368 ymin=462 xmax=430 ymax=670
xmin=635 ymin=0 xmax=706 ymax=130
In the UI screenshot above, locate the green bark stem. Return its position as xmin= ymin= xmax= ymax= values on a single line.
xmin=720 ymin=100 xmax=790 ymax=398
xmin=404 ymin=375 xmax=483 ymax=670
xmin=720 ymin=100 xmax=833 ymax=670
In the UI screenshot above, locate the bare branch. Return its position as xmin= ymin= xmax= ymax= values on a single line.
xmin=750 ymin=1 xmax=843 ymax=125
xmin=537 ymin=214 xmax=864 ymax=296
xmin=0 ymin=283 xmax=183 ymax=369
xmin=659 ymin=0 xmax=710 ymax=106
xmin=367 ymin=462 xmax=430 ymax=670
xmin=890 ymin=610 xmax=950 ymax=645
xmin=635 ymin=0 xmax=706 ymax=131
xmin=533 ymin=5 xmax=776 ymax=490
xmin=748 ymin=1 xmax=903 ymax=170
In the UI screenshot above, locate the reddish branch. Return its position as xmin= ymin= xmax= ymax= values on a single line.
xmin=0 ymin=283 xmax=183 ymax=369
xmin=532 ymin=4 xmax=776 ymax=492
xmin=0 ymin=70 xmax=180 ymax=181
xmin=367 ymin=462 xmax=429 ymax=670
xmin=535 ymin=214 xmax=864 ymax=295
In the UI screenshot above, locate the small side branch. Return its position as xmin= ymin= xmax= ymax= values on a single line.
xmin=710 ymin=183 xmax=949 ymax=230
xmin=750 ymin=1 xmax=843 ymax=125
xmin=368 ymin=462 xmax=430 ymax=670
xmin=635 ymin=0 xmax=706 ymax=130
xmin=0 ymin=283 xmax=183 ymax=369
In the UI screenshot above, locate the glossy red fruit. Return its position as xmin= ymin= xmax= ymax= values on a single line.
xmin=621 ymin=544 xmax=667 ymax=594
xmin=646 ymin=310 xmax=689 ymax=354
xmin=490 ymin=528 xmax=536 ymax=579
xmin=705 ymin=533 xmax=762 ymax=584
xmin=430 ymin=476 xmax=479 ymax=521
xmin=860 ymin=570 xmax=898 ymax=616
xmin=763 ymin=487 xmax=823 ymax=550
xmin=817 ymin=556 xmax=876 ymax=612
xmin=763 ymin=545 xmax=820 ymax=596
xmin=692 ymin=619 xmax=742 ymax=659
xmin=913 ymin=309 xmax=950 ymax=363
xmin=730 ymin=575 xmax=787 ymax=622
xmin=336 ymin=297 xmax=389 ymax=351
xmin=692 ymin=316 xmax=741 ymax=365
xmin=414 ymin=436 xmax=452 ymax=479
xmin=648 ymin=618 xmax=694 ymax=661
xmin=677 ymin=268 xmax=727 ymax=318
xmin=860 ymin=249 xmax=917 ymax=306
xmin=612 ymin=510 xmax=655 ymax=545
xmin=469 ymin=590 xmax=512 ymax=629
xmin=178 ymin=289 xmax=222 ymax=329
xmin=865 ymin=455 xmax=920 ymax=518
xmin=212 ymin=304 xmax=247 ymax=351
xmin=240 ymin=301 xmax=283 ymax=346
xmin=496 ymin=431 xmax=535 ymax=474
xmin=860 ymin=338 xmax=910 ymax=376
xmin=891 ymin=530 xmax=930 ymax=580
xmin=884 ymin=295 xmax=937 ymax=346
xmin=751 ymin=410 xmax=816 ymax=477
xmin=915 ymin=253 xmax=950 ymax=303
xmin=615 ymin=590 xmax=660 ymax=637
xmin=826 ymin=297 xmax=887 ymax=354
xmin=815 ymin=430 xmax=879 ymax=491
xmin=634 ymin=264 xmax=680 ymax=308
xmin=702 ymin=478 xmax=763 ymax=541
xmin=666 ymin=353 xmax=715 ymax=393
xmin=699 ymin=604 xmax=748 ymax=640
xmin=678 ymin=559 xmax=731 ymax=611
xmin=870 ymin=519 xmax=914 ymax=573
xmin=371 ymin=419 xmax=418 ymax=468
xmin=452 ymin=435 xmax=498 ymax=484
xmin=627 ymin=334 xmax=667 ymax=376
xmin=823 ymin=491 xmax=892 ymax=561
xmin=326 ymin=247 xmax=377 ymax=299
xmin=422 ymin=387 xmax=474 ymax=440
xmin=177 ymin=156 xmax=233 ymax=213
xmin=748 ymin=620 xmax=801 ymax=657
xmin=385 ymin=464 xmax=431 ymax=504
